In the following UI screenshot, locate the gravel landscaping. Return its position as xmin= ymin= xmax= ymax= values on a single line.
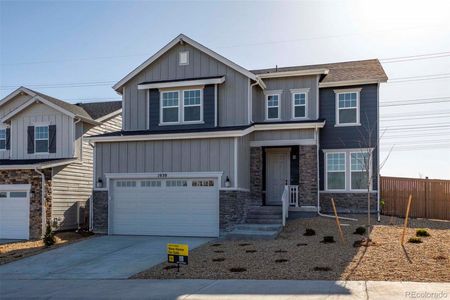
xmin=0 ymin=231 xmax=93 ymax=265
xmin=132 ymin=215 xmax=450 ymax=282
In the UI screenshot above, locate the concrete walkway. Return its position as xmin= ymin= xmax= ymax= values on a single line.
xmin=0 ymin=279 xmax=448 ymax=299
xmin=0 ymin=236 xmax=212 ymax=279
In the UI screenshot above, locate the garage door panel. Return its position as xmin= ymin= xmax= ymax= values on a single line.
xmin=110 ymin=177 xmax=219 ymax=237
xmin=0 ymin=190 xmax=29 ymax=240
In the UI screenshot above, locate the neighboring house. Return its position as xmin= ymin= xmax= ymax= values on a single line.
xmin=0 ymin=86 xmax=121 ymax=240
xmin=88 ymin=34 xmax=387 ymax=238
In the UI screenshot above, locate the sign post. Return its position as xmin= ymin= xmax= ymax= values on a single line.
xmin=167 ymin=244 xmax=189 ymax=271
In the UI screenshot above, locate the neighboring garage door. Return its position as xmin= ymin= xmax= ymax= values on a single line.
xmin=110 ymin=176 xmax=219 ymax=237
xmin=0 ymin=185 xmax=30 ymax=240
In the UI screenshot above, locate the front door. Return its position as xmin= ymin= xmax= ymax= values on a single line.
xmin=265 ymin=148 xmax=290 ymax=205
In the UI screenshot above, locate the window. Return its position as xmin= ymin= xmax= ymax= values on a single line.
xmin=183 ymin=90 xmax=201 ymax=122
xmin=335 ymin=89 xmax=360 ymax=126
xmin=161 ymin=91 xmax=180 ymax=123
xmin=179 ymin=51 xmax=189 ymax=65
xmin=326 ymin=152 xmax=346 ymax=190
xmin=116 ymin=180 xmax=137 ymax=187
xmin=351 ymin=151 xmax=370 ymax=190
xmin=141 ymin=180 xmax=162 ymax=187
xmin=0 ymin=192 xmax=6 ymax=198
xmin=166 ymin=180 xmax=188 ymax=187
xmin=192 ymin=180 xmax=214 ymax=187
xmin=292 ymin=92 xmax=307 ymax=119
xmin=266 ymin=94 xmax=280 ymax=120
xmin=10 ymin=191 xmax=27 ymax=198
xmin=160 ymin=89 xmax=203 ymax=125
xmin=35 ymin=126 xmax=49 ymax=153
xmin=0 ymin=129 xmax=5 ymax=150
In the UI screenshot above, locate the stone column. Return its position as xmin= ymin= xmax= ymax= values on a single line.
xmin=250 ymin=147 xmax=263 ymax=206
xmin=298 ymin=145 xmax=318 ymax=206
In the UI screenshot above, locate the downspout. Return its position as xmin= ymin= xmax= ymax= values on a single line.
xmin=88 ymin=141 xmax=95 ymax=231
xmin=34 ymin=167 xmax=46 ymax=237
xmin=315 ymin=125 xmax=357 ymax=221
xmin=73 ymin=118 xmax=81 ymax=158
xmin=249 ymin=81 xmax=260 ymax=123
xmin=377 ymin=83 xmax=381 ymax=222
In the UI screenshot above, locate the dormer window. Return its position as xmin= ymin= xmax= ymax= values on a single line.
xmin=35 ymin=126 xmax=49 ymax=153
xmin=179 ymin=51 xmax=189 ymax=65
xmin=160 ymin=89 xmax=203 ymax=125
xmin=161 ymin=91 xmax=180 ymax=123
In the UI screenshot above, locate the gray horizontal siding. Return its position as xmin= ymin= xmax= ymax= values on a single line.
xmin=123 ymin=43 xmax=249 ymax=130
xmin=95 ymin=137 xmax=236 ymax=187
xmin=253 ymin=75 xmax=319 ymax=122
xmin=319 ymin=84 xmax=379 ymax=190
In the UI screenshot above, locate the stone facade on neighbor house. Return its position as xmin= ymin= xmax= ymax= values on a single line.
xmin=319 ymin=192 xmax=378 ymax=213
xmin=219 ymin=190 xmax=252 ymax=231
xmin=92 ymin=190 xmax=108 ymax=234
xmin=0 ymin=169 xmax=52 ymax=239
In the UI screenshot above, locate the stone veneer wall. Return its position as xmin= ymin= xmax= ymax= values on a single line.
xmin=320 ymin=192 xmax=378 ymax=213
xmin=0 ymin=169 xmax=52 ymax=239
xmin=219 ymin=190 xmax=251 ymax=231
xmin=92 ymin=190 xmax=108 ymax=233
xmin=298 ymin=145 xmax=318 ymax=206
xmin=250 ymin=147 xmax=263 ymax=206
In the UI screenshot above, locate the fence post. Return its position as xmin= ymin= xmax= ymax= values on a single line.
xmin=424 ymin=177 xmax=428 ymax=219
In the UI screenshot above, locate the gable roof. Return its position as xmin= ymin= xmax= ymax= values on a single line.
xmin=252 ymin=59 xmax=388 ymax=87
xmin=76 ymin=101 xmax=122 ymax=120
xmin=113 ymin=34 xmax=257 ymax=92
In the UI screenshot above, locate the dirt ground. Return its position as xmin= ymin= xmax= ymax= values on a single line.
xmin=133 ymin=215 xmax=450 ymax=282
xmin=0 ymin=231 xmax=93 ymax=265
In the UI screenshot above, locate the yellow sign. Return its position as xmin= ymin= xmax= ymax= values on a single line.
xmin=167 ymin=244 xmax=189 ymax=256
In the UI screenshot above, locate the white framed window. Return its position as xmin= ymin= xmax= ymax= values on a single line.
xmin=35 ymin=126 xmax=49 ymax=153
xmin=350 ymin=151 xmax=371 ymax=191
xmin=265 ymin=93 xmax=281 ymax=120
xmin=179 ymin=51 xmax=189 ymax=65
xmin=291 ymin=89 xmax=308 ymax=119
xmin=161 ymin=91 xmax=180 ymax=124
xmin=0 ymin=128 xmax=6 ymax=150
xmin=335 ymin=88 xmax=361 ymax=126
xmin=325 ymin=152 xmax=346 ymax=191
xmin=183 ymin=89 xmax=202 ymax=122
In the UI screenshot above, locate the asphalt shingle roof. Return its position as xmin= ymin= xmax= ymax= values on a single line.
xmin=76 ymin=101 xmax=122 ymax=120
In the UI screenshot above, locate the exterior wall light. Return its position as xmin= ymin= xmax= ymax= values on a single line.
xmin=224 ymin=176 xmax=231 ymax=188
xmin=96 ymin=178 xmax=103 ymax=188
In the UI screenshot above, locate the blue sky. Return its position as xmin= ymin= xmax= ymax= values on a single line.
xmin=1 ymin=0 xmax=449 ymax=178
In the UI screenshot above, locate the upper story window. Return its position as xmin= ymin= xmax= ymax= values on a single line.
xmin=179 ymin=51 xmax=189 ymax=65
xmin=0 ymin=128 xmax=6 ymax=150
xmin=265 ymin=92 xmax=281 ymax=120
xmin=160 ymin=89 xmax=203 ymax=125
xmin=326 ymin=152 xmax=346 ymax=190
xmin=35 ymin=126 xmax=49 ymax=153
xmin=291 ymin=89 xmax=309 ymax=119
xmin=335 ymin=88 xmax=361 ymax=126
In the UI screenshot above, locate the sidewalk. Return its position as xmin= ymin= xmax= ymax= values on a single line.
xmin=1 ymin=279 xmax=449 ymax=299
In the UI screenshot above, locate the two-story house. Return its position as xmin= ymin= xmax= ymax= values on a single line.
xmin=0 ymin=86 xmax=121 ymax=240
xmin=88 ymin=34 xmax=387 ymax=237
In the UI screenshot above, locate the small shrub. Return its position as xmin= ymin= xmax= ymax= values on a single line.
xmin=238 ymin=243 xmax=251 ymax=247
xmin=416 ymin=229 xmax=430 ymax=237
xmin=214 ymin=250 xmax=224 ymax=253
xmin=321 ymin=236 xmax=335 ymax=243
xmin=42 ymin=223 xmax=55 ymax=247
xmin=275 ymin=259 xmax=288 ymax=263
xmin=245 ymin=250 xmax=257 ymax=253
xmin=274 ymin=249 xmax=287 ymax=253
xmin=297 ymin=243 xmax=308 ymax=247
xmin=408 ymin=237 xmax=423 ymax=244
xmin=163 ymin=265 xmax=178 ymax=270
xmin=229 ymin=267 xmax=246 ymax=273
xmin=353 ymin=226 xmax=366 ymax=235
xmin=353 ymin=238 xmax=374 ymax=248
xmin=303 ymin=228 xmax=316 ymax=236
xmin=210 ymin=243 xmax=222 ymax=247
xmin=313 ymin=266 xmax=332 ymax=271
xmin=212 ymin=257 xmax=225 ymax=262
xmin=434 ymin=255 xmax=447 ymax=260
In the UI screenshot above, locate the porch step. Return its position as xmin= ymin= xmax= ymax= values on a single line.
xmin=246 ymin=218 xmax=282 ymax=224
xmin=246 ymin=206 xmax=282 ymax=224
xmin=224 ymin=223 xmax=282 ymax=240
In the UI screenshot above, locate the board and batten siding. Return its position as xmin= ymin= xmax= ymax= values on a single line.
xmin=122 ymin=43 xmax=249 ymax=131
xmin=51 ymin=113 xmax=122 ymax=230
xmin=252 ymin=75 xmax=319 ymax=122
xmin=253 ymin=129 xmax=315 ymax=142
xmin=95 ymin=137 xmax=236 ymax=188
xmin=237 ymin=134 xmax=251 ymax=190
xmin=10 ymin=103 xmax=74 ymax=159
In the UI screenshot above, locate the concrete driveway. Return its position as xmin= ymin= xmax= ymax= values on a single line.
xmin=0 ymin=235 xmax=212 ymax=280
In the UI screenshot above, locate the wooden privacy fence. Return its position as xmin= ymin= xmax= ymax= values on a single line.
xmin=381 ymin=176 xmax=450 ymax=220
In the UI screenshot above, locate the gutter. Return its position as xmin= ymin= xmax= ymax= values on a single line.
xmin=88 ymin=141 xmax=95 ymax=231
xmin=34 ymin=167 xmax=47 ymax=237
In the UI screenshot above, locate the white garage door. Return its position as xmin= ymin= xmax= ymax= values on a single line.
xmin=0 ymin=187 xmax=30 ymax=240
xmin=110 ymin=177 xmax=219 ymax=237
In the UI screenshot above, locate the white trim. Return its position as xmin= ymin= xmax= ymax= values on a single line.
xmin=319 ymin=79 xmax=385 ymax=88
xmin=335 ymin=89 xmax=361 ymax=127
xmin=160 ymin=90 xmax=180 ymax=125
xmin=122 ymin=86 xmax=126 ymax=130
xmin=113 ymin=34 xmax=256 ymax=91
xmin=316 ymin=75 xmax=320 ymax=119
xmin=34 ymin=125 xmax=49 ymax=155
xmin=159 ymin=89 xmax=204 ymax=125
xmin=247 ymin=78 xmax=251 ymax=124
xmin=319 ymin=190 xmax=378 ymax=194
xmin=146 ymin=89 xmax=149 ymax=129
xmin=138 ymin=76 xmax=225 ymax=90
xmin=324 ymin=151 xmax=346 ymax=192
xmin=0 ymin=87 xmax=33 ymax=107
xmin=234 ymin=137 xmax=238 ymax=189
xmin=0 ymin=184 xmax=31 ymax=191
xmin=220 ymin=187 xmax=250 ymax=192
xmin=349 ymin=150 xmax=372 ymax=191
xmin=0 ymin=158 xmax=77 ymax=170
xmin=214 ymin=84 xmax=218 ymax=127
xmin=250 ymin=139 xmax=316 ymax=147
xmin=87 ymin=121 xmax=326 ymax=143
xmin=291 ymin=89 xmax=309 ymax=120
xmin=0 ymin=96 xmax=40 ymax=122
xmin=96 ymin=109 xmax=122 ymax=123
xmin=257 ymin=68 xmax=329 ymax=79
xmin=265 ymin=92 xmax=281 ymax=121
xmin=0 ymin=127 xmax=6 ymax=151
xmin=182 ymin=88 xmax=204 ymax=123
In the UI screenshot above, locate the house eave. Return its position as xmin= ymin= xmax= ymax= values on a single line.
xmin=0 ymin=158 xmax=78 ymax=171
xmin=137 ymin=76 xmax=226 ymax=90
xmin=256 ymin=68 xmax=329 ymax=79
xmin=319 ymin=79 xmax=387 ymax=88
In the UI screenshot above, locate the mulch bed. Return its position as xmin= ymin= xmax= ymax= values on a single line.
xmin=132 ymin=215 xmax=450 ymax=282
xmin=0 ymin=231 xmax=93 ymax=265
